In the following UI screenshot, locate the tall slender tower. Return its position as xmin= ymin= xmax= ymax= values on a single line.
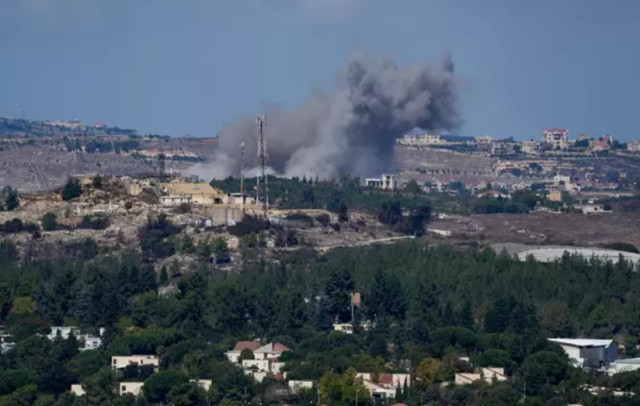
xmin=255 ymin=114 xmax=269 ymax=215
xmin=239 ymin=140 xmax=245 ymax=211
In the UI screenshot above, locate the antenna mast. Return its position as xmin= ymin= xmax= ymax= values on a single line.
xmin=239 ymin=140 xmax=245 ymax=212
xmin=255 ymin=114 xmax=269 ymax=215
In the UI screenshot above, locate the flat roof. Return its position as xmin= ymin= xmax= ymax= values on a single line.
xmin=549 ymin=338 xmax=613 ymax=347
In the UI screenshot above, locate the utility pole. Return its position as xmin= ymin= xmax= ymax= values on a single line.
xmin=256 ymin=114 xmax=269 ymax=216
xmin=239 ymin=140 xmax=245 ymax=211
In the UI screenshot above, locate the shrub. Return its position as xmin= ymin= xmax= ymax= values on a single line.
xmin=41 ymin=213 xmax=58 ymax=231
xmin=61 ymin=178 xmax=82 ymax=201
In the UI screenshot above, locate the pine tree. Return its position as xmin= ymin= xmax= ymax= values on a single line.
xmin=159 ymin=266 xmax=169 ymax=285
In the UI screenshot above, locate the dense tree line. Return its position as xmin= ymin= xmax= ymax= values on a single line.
xmin=2 ymin=238 xmax=640 ymax=404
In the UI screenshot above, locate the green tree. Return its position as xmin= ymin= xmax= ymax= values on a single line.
xmin=159 ymin=266 xmax=169 ymax=285
xmin=61 ymin=179 xmax=83 ymax=201
xmin=3 ymin=186 xmax=19 ymax=211
xmin=41 ymin=213 xmax=58 ymax=231
xmin=167 ymin=382 xmax=206 ymax=406
xmin=143 ymin=369 xmax=188 ymax=403
xmin=324 ymin=268 xmax=354 ymax=323
xmin=82 ymin=368 xmax=117 ymax=405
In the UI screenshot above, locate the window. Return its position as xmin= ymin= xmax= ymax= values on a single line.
xmin=121 ymin=385 xmax=126 ymax=392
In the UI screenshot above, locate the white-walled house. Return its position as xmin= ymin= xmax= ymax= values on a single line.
xmin=254 ymin=342 xmax=291 ymax=360
xmin=70 ymin=384 xmax=85 ymax=396
xmin=225 ymin=340 xmax=262 ymax=363
xmin=111 ymin=355 xmax=159 ymax=370
xmin=454 ymin=368 xmax=507 ymax=385
xmin=242 ymin=359 xmax=271 ymax=372
xmin=190 ymin=379 xmax=212 ymax=392
xmin=549 ymin=338 xmax=618 ymax=368
xmin=119 ymin=382 xmax=144 ymax=396
xmin=288 ymin=380 xmax=314 ymax=393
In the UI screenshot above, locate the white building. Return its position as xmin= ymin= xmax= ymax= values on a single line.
xmin=47 ymin=326 xmax=81 ymax=341
xmin=111 ymin=355 xmax=159 ymax=370
xmin=289 ymin=380 xmax=314 ymax=393
xmin=475 ymin=135 xmax=494 ymax=144
xmin=398 ymin=128 xmax=445 ymax=146
xmin=225 ymin=340 xmax=262 ymax=363
xmin=365 ymin=174 xmax=396 ymax=190
xmin=332 ymin=322 xmax=372 ymax=334
xmin=628 ymin=141 xmax=640 ymax=153
xmin=70 ymin=384 xmax=85 ymax=396
xmin=455 ymin=368 xmax=507 ymax=385
xmin=607 ymin=358 xmax=640 ymax=375
xmin=549 ymin=338 xmax=618 ymax=368
xmin=542 ymin=128 xmax=569 ymax=149
xmin=522 ymin=141 xmax=540 ymax=155
xmin=190 ymin=379 xmax=212 ymax=392
xmin=253 ymin=342 xmax=291 ymax=360
xmin=119 ymin=382 xmax=144 ymax=396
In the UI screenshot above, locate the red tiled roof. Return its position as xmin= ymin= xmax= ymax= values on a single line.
xmin=378 ymin=374 xmax=393 ymax=385
xmin=273 ymin=342 xmax=291 ymax=352
xmin=233 ymin=341 xmax=261 ymax=351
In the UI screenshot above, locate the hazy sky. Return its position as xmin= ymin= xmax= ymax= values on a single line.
xmin=1 ymin=0 xmax=639 ymax=140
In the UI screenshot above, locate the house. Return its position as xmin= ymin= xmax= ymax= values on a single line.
xmin=119 ymin=382 xmax=144 ymax=396
xmin=160 ymin=182 xmax=226 ymax=206
xmin=244 ymin=369 xmax=269 ymax=382
xmin=81 ymin=334 xmax=103 ymax=351
xmin=362 ymin=380 xmax=396 ymax=398
xmin=549 ymin=338 xmax=618 ymax=368
xmin=242 ymin=359 xmax=271 ymax=372
xmin=47 ymin=326 xmax=80 ymax=341
xmin=254 ymin=342 xmax=291 ymax=360
xmin=575 ymin=204 xmax=609 ymax=214
xmin=628 ymin=141 xmax=640 ymax=153
xmin=454 ymin=368 xmax=507 ymax=385
xmin=190 ymin=379 xmax=212 ymax=392
xmin=522 ymin=141 xmax=540 ymax=155
xmin=333 ymin=321 xmax=372 ymax=334
xmin=542 ymin=128 xmax=569 ymax=149
xmin=398 ymin=128 xmax=445 ymax=146
xmin=607 ymin=358 xmax=640 ymax=375
xmin=225 ymin=340 xmax=262 ymax=363
xmin=365 ymin=174 xmax=396 ymax=190
xmin=475 ymin=135 xmax=494 ymax=144
xmin=455 ymin=373 xmax=481 ymax=385
xmin=547 ymin=190 xmax=564 ymax=202
xmin=288 ymin=380 xmax=314 ymax=393
xmin=111 ymin=355 xmax=159 ymax=370
xmin=477 ymin=190 xmax=509 ymax=199
xmin=70 ymin=384 xmax=85 ymax=396
xmin=357 ymin=372 xmax=411 ymax=398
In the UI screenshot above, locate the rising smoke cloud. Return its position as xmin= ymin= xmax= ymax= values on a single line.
xmin=207 ymin=53 xmax=460 ymax=180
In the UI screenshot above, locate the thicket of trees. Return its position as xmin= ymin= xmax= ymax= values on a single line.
xmin=3 ymin=237 xmax=640 ymax=404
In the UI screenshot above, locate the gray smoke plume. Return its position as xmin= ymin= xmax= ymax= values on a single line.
xmin=211 ymin=53 xmax=460 ymax=179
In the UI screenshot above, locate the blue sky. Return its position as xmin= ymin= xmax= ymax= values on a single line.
xmin=1 ymin=0 xmax=639 ymax=140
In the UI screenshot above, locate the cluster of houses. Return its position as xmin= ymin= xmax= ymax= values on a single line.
xmin=70 ymin=354 xmax=212 ymax=397
xmin=46 ymin=326 xmax=105 ymax=351
xmin=398 ymin=127 xmax=633 ymax=156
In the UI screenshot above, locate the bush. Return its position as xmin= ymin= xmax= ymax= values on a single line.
xmin=601 ymin=242 xmax=639 ymax=254
xmin=315 ymin=213 xmax=331 ymax=227
xmin=61 ymin=178 xmax=82 ymax=201
xmin=174 ymin=202 xmax=191 ymax=214
xmin=79 ymin=215 xmax=109 ymax=230
xmin=227 ymin=215 xmax=270 ymax=237
xmin=1 ymin=219 xmax=39 ymax=234
xmin=41 ymin=213 xmax=58 ymax=231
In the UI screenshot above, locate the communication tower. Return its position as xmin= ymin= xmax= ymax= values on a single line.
xmin=255 ymin=114 xmax=269 ymax=215
xmin=239 ymin=140 xmax=245 ymax=211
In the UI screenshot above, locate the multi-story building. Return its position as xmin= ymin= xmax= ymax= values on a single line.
xmin=542 ymin=128 xmax=569 ymax=149
xmin=628 ymin=141 xmax=640 ymax=153
xmin=521 ymin=140 xmax=540 ymax=155
xmin=397 ymin=128 xmax=445 ymax=146
xmin=365 ymin=174 xmax=396 ymax=190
